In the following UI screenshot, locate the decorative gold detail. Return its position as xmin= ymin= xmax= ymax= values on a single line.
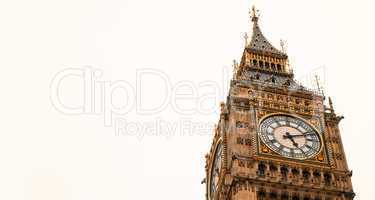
xmin=261 ymin=145 xmax=270 ymax=153
xmin=252 ymin=91 xmax=320 ymax=116
xmin=317 ymin=153 xmax=325 ymax=162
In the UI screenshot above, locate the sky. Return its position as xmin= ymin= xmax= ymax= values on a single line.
xmin=0 ymin=0 xmax=374 ymax=199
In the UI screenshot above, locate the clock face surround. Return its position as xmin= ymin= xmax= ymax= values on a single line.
xmin=209 ymin=141 xmax=222 ymax=199
xmin=259 ymin=115 xmax=321 ymax=160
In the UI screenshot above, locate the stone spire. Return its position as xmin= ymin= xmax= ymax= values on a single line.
xmin=247 ymin=6 xmax=287 ymax=58
xmin=236 ymin=6 xmax=293 ymax=79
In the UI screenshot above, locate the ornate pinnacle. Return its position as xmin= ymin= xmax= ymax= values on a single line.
xmin=243 ymin=32 xmax=249 ymax=47
xmin=315 ymin=75 xmax=325 ymax=96
xmin=232 ymin=60 xmax=239 ymax=79
xmin=329 ymin=97 xmax=335 ymax=112
xmin=280 ymin=39 xmax=287 ymax=53
xmin=250 ymin=5 xmax=259 ymax=23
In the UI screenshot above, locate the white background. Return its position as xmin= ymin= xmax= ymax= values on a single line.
xmin=0 ymin=0 xmax=374 ymax=199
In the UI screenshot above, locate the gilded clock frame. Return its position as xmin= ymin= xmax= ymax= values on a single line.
xmin=257 ymin=113 xmax=324 ymax=161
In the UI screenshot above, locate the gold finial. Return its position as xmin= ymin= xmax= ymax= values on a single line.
xmin=250 ymin=5 xmax=259 ymax=22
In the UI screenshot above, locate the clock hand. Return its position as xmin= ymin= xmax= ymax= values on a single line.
xmin=283 ymin=133 xmax=315 ymax=139
xmin=290 ymin=138 xmax=299 ymax=148
xmin=284 ymin=133 xmax=315 ymax=138
xmin=284 ymin=132 xmax=299 ymax=148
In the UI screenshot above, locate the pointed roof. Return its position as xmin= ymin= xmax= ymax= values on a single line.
xmin=247 ymin=7 xmax=287 ymax=58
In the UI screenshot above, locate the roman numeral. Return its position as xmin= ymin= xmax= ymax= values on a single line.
xmin=299 ymin=148 xmax=307 ymax=156
xmin=290 ymin=149 xmax=295 ymax=157
xmin=303 ymin=131 xmax=315 ymax=136
xmin=295 ymin=121 xmax=302 ymax=129
xmin=274 ymin=119 xmax=282 ymax=126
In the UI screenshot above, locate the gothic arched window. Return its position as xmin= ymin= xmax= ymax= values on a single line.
xmin=313 ymin=170 xmax=321 ymax=178
xmin=303 ymin=170 xmax=310 ymax=181
xmin=258 ymin=189 xmax=266 ymax=200
xmin=281 ymin=166 xmax=288 ymax=178
xmin=324 ymin=173 xmax=332 ymax=185
xmin=259 ymin=61 xmax=264 ymax=68
xmin=269 ymin=164 xmax=277 ymax=172
xmin=270 ymin=191 xmax=277 ymax=199
xmin=277 ymin=64 xmax=282 ymax=71
xmin=258 ymin=163 xmax=266 ymax=177
xmin=292 ymin=195 xmax=300 ymax=200
xmin=265 ymin=62 xmax=270 ymax=69
xmin=292 ymin=168 xmax=299 ymax=176
xmin=271 ymin=63 xmax=276 ymax=71
xmin=281 ymin=193 xmax=289 ymax=200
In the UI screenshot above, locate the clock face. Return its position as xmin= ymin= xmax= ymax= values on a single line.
xmin=209 ymin=142 xmax=222 ymax=199
xmin=259 ymin=115 xmax=321 ymax=160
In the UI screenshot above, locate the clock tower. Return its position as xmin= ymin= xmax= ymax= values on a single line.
xmin=205 ymin=7 xmax=355 ymax=200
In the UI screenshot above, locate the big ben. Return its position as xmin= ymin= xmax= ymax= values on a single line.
xmin=205 ymin=6 xmax=355 ymax=200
